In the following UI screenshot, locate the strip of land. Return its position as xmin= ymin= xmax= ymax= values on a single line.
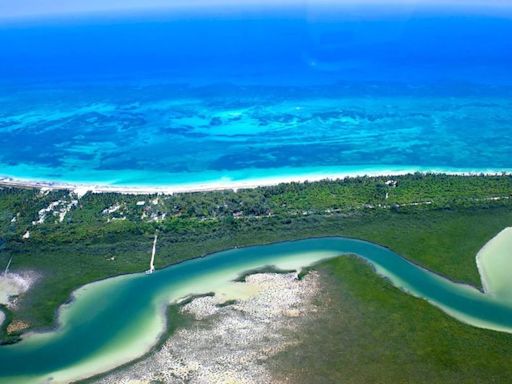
xmin=0 ymin=173 xmax=511 ymax=337
xmin=1 ymin=173 xmax=512 ymax=382
xmin=1 ymin=167 xmax=511 ymax=195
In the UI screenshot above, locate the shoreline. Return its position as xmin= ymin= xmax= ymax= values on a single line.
xmin=475 ymin=227 xmax=512 ymax=297
xmin=1 ymin=168 xmax=511 ymax=196
xmin=96 ymin=272 xmax=321 ymax=384
xmin=4 ymin=234 xmax=512 ymax=383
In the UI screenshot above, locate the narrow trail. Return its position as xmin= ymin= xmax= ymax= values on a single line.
xmin=147 ymin=232 xmax=158 ymax=274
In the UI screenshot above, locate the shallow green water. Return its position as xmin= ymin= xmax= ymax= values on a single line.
xmin=0 ymin=236 xmax=511 ymax=383
xmin=476 ymin=228 xmax=512 ymax=303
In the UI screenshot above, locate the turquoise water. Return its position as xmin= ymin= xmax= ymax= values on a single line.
xmin=1 ymin=237 xmax=512 ymax=383
xmin=1 ymin=84 xmax=512 ymax=188
xmin=1 ymin=4 xmax=512 ymax=186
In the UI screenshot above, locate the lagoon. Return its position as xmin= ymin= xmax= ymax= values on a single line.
xmin=1 ymin=234 xmax=512 ymax=383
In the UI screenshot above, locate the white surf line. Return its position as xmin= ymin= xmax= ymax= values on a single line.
xmin=3 ymin=256 xmax=12 ymax=275
xmin=1 ymin=169 xmax=512 ymax=196
xmin=146 ymin=232 xmax=158 ymax=274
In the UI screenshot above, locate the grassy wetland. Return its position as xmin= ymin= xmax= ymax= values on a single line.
xmin=1 ymin=173 xmax=512 ymax=382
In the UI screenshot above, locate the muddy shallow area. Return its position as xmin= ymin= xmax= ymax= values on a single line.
xmin=96 ymin=272 xmax=321 ymax=384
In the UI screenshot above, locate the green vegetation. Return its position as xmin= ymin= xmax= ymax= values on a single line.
xmin=0 ymin=173 xmax=511 ymax=337
xmin=273 ymin=253 xmax=512 ymax=383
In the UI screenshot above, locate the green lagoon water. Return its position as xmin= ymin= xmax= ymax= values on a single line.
xmin=1 ymin=236 xmax=512 ymax=383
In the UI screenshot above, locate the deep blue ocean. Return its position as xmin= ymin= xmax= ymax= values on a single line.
xmin=1 ymin=4 xmax=512 ymax=186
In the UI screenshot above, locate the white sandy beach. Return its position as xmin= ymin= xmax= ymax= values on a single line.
xmin=1 ymin=167 xmax=510 ymax=196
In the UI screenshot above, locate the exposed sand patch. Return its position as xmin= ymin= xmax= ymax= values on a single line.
xmin=476 ymin=227 xmax=512 ymax=301
xmin=2 ymin=169 xmax=511 ymax=196
xmin=0 ymin=310 xmax=5 ymax=328
xmin=96 ymin=272 xmax=321 ymax=384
